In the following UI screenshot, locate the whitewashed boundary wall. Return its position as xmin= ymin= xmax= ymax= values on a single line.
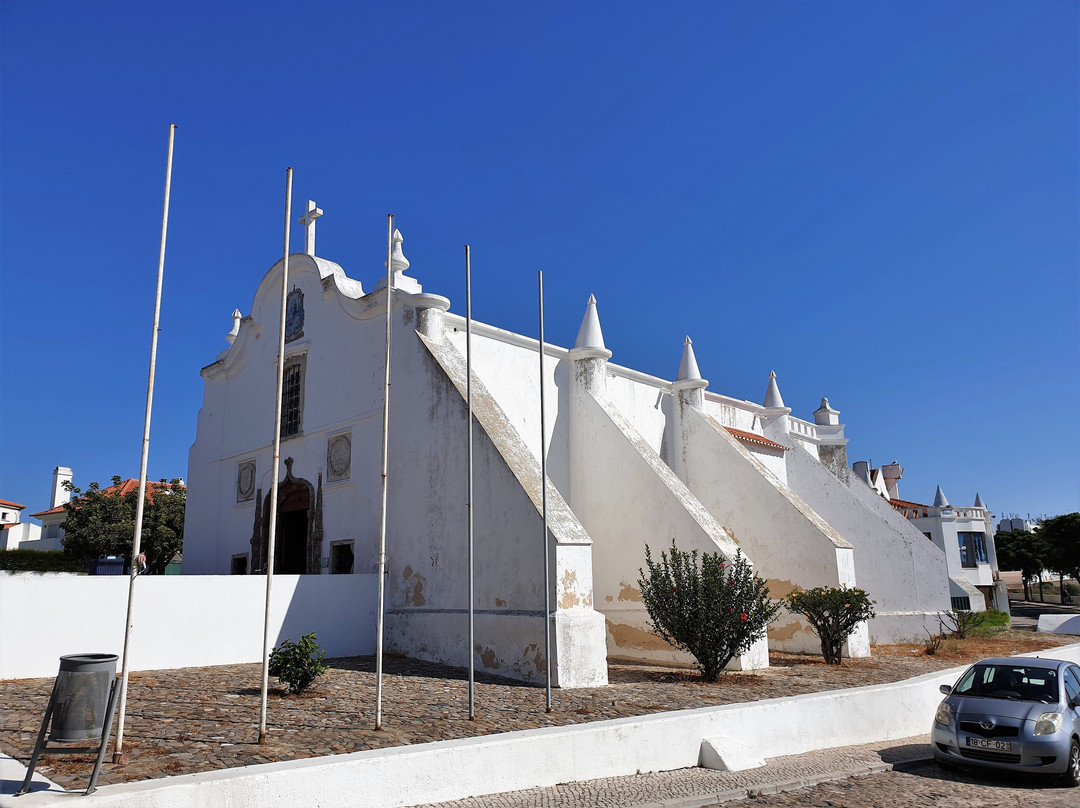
xmin=0 ymin=572 xmax=377 ymax=680
xmin=11 ymin=643 xmax=1077 ymax=808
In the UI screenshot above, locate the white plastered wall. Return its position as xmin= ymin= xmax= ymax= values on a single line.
xmin=569 ymin=374 xmax=768 ymax=671
xmin=675 ymin=404 xmax=869 ymax=656
xmin=184 ymin=254 xmax=385 ymax=576
xmin=0 ymin=572 xmax=377 ymax=680
xmin=784 ymin=445 xmax=951 ymax=642
xmin=406 ymin=323 xmax=607 ymax=687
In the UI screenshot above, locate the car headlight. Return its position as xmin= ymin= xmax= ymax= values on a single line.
xmin=1033 ymin=712 xmax=1063 ymax=736
xmin=935 ymin=702 xmax=951 ymax=726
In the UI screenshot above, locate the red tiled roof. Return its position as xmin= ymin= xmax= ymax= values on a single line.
xmin=890 ymin=498 xmax=930 ymax=517
xmin=30 ymin=479 xmax=181 ymax=518
xmin=890 ymin=497 xmax=928 ymax=509
xmin=0 ymin=499 xmax=26 ymax=510
xmin=725 ymin=427 xmax=788 ymax=452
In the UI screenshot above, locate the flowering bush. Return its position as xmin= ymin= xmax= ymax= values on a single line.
xmin=638 ymin=541 xmax=781 ymax=681
xmin=785 ymin=586 xmax=875 ymax=665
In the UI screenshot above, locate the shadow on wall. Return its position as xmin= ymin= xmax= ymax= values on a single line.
xmin=275 ymin=573 xmax=379 ymax=658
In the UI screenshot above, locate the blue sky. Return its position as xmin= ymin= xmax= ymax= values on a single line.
xmin=1 ymin=1 xmax=1076 ymax=521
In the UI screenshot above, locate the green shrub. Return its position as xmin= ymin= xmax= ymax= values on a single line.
xmin=785 ymin=586 xmax=876 ymax=665
xmin=269 ymin=633 xmax=327 ymax=694
xmin=0 ymin=549 xmax=86 ymax=573
xmin=939 ymin=609 xmax=983 ymax=639
xmin=638 ymin=542 xmax=780 ymax=682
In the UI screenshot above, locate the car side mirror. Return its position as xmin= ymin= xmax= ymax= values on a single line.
xmin=939 ymin=685 xmax=952 ymax=695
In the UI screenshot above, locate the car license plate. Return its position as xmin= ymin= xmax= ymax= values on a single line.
xmin=966 ymin=737 xmax=1012 ymax=751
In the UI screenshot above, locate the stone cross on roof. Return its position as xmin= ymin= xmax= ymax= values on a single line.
xmin=298 ymin=200 xmax=323 ymax=256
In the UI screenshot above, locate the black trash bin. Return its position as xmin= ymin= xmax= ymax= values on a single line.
xmin=50 ymin=653 xmax=119 ymax=743
xmin=17 ymin=653 xmax=121 ymax=796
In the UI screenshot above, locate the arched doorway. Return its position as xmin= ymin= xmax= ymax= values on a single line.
xmin=274 ymin=477 xmax=309 ymax=575
xmin=250 ymin=458 xmax=323 ymax=574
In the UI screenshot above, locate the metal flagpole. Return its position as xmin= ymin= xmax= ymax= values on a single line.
xmin=375 ymin=214 xmax=394 ymax=730
xmin=465 ymin=245 xmax=475 ymax=720
xmin=538 ymin=270 xmax=552 ymax=712
xmin=112 ymin=123 xmax=176 ymax=763
xmin=259 ymin=167 xmax=293 ymax=745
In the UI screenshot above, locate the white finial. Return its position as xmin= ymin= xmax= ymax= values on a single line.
xmin=676 ymin=336 xmax=703 ymax=382
xmin=933 ymin=485 xmax=950 ymax=508
xmin=385 ymin=228 xmax=410 ymax=274
xmin=574 ymin=293 xmax=607 ymax=351
xmin=813 ymin=396 xmax=841 ymax=426
xmin=763 ymin=370 xmax=785 ymax=408
xmin=298 ymin=200 xmax=323 ymax=256
xmin=226 ymin=308 xmax=242 ymax=345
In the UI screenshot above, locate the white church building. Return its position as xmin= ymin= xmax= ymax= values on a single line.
xmin=183 ymin=207 xmax=952 ymax=687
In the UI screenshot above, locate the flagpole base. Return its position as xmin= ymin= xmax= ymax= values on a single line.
xmin=258 ymin=731 xmax=267 ymax=745
xmin=112 ymin=752 xmax=127 ymax=765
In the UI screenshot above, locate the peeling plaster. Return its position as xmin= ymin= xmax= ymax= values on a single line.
xmin=768 ymin=617 xmax=811 ymax=642
xmin=606 ymin=619 xmax=671 ymax=651
xmin=617 ymin=584 xmax=642 ymax=602
xmin=764 ymin=578 xmax=797 ymax=599
xmin=494 ymin=598 xmax=506 ymax=607
xmin=402 ymin=566 xmax=427 ymax=607
xmin=480 ymin=647 xmax=501 ymax=669
xmin=559 ymin=569 xmax=581 ymax=609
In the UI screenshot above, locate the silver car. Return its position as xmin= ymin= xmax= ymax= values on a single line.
xmin=932 ymin=656 xmax=1080 ymax=785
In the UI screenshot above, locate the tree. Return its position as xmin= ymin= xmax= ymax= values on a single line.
xmin=784 ymin=586 xmax=876 ymax=665
xmin=638 ymin=542 xmax=780 ymax=682
xmin=61 ymin=476 xmax=185 ymax=575
xmin=1039 ymin=514 xmax=1080 ymax=603
xmin=994 ymin=530 xmax=1048 ymax=602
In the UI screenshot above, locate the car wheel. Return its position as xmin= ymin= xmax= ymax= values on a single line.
xmin=1063 ymin=739 xmax=1080 ymax=787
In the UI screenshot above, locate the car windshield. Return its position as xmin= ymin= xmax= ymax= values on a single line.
xmin=953 ymin=663 xmax=1059 ymax=702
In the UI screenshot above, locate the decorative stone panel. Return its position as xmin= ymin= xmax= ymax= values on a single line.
xmin=327 ymin=432 xmax=352 ymax=482
xmin=237 ymin=460 xmax=256 ymax=502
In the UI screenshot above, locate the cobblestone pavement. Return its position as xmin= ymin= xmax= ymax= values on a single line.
xmin=415 ymin=736 xmax=1080 ymax=807
xmin=413 ymin=736 xmax=935 ymax=808
xmin=0 ymin=633 xmax=1071 ymax=791
xmin=726 ymin=758 xmax=1080 ymax=808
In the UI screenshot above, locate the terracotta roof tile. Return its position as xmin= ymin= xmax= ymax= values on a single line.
xmin=30 ymin=479 xmax=181 ymax=518
xmin=725 ymin=427 xmax=788 ymax=452
xmin=0 ymin=499 xmax=26 ymax=510
xmin=890 ymin=498 xmax=930 ymax=518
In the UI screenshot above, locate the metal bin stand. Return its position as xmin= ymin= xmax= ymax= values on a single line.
xmin=16 ymin=653 xmax=121 ymax=797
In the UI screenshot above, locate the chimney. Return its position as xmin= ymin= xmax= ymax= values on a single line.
xmin=50 ymin=466 xmax=73 ymax=509
xmin=880 ymin=461 xmax=903 ymax=500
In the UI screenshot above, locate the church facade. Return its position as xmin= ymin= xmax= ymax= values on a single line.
xmin=183 ymin=211 xmax=951 ymax=686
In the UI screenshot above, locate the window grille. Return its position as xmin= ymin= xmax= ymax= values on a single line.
xmin=951 ymin=596 xmax=971 ymax=611
xmin=281 ymin=364 xmax=302 ymax=438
